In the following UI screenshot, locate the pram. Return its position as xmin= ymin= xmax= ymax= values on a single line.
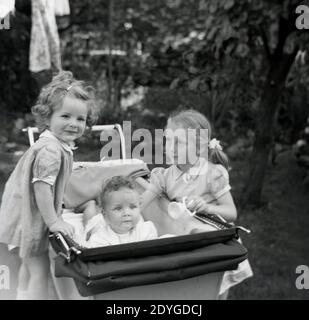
xmin=23 ymin=125 xmax=249 ymax=300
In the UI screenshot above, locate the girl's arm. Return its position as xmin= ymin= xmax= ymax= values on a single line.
xmin=186 ymin=192 xmax=237 ymax=222
xmin=33 ymin=181 xmax=75 ymax=236
xmin=140 ymin=167 xmax=166 ymax=212
xmin=75 ymin=200 xmax=98 ymax=226
xmin=207 ymin=192 xmax=237 ymax=222
xmin=140 ymin=190 xmax=158 ymax=212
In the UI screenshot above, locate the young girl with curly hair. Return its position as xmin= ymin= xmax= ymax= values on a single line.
xmin=0 ymin=71 xmax=98 ymax=299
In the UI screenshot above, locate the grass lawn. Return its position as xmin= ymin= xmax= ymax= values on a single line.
xmin=228 ymin=151 xmax=309 ymax=299
xmin=0 ymin=147 xmax=308 ymax=299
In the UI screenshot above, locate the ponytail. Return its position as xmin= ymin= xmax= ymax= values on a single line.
xmin=209 ymin=147 xmax=229 ymax=171
xmin=207 ymin=138 xmax=229 ymax=170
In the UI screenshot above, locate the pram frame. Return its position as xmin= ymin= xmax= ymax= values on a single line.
xmin=23 ymin=124 xmax=248 ymax=299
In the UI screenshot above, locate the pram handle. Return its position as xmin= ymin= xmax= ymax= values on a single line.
xmin=49 ymin=232 xmax=82 ymax=263
xmin=22 ymin=124 xmax=127 ymax=159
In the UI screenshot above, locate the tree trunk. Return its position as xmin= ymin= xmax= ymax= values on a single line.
xmin=242 ymin=48 xmax=298 ymax=207
xmin=242 ymin=73 xmax=280 ymax=206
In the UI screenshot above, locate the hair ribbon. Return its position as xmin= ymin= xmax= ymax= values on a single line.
xmin=209 ymin=138 xmax=223 ymax=150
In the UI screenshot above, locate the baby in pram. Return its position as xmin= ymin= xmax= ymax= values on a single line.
xmin=73 ymin=176 xmax=159 ymax=247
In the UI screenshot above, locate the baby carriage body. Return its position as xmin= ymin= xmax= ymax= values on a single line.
xmin=23 ymin=125 xmax=249 ymax=299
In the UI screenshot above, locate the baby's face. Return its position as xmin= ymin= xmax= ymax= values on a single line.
xmin=103 ymin=188 xmax=141 ymax=234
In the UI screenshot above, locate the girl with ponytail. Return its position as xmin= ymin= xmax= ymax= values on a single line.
xmin=141 ymin=108 xmax=253 ymax=298
xmin=141 ymin=108 xmax=236 ymax=222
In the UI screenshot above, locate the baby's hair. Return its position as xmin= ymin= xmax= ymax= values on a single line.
xmin=100 ymin=176 xmax=138 ymax=208
xmin=32 ymin=71 xmax=99 ymax=130
xmin=168 ymin=109 xmax=229 ymax=170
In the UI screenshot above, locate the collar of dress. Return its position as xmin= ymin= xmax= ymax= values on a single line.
xmin=173 ymin=157 xmax=208 ymax=183
xmin=40 ymin=130 xmax=75 ymax=155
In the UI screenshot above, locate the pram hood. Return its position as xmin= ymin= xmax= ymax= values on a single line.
xmin=63 ymin=160 xmax=149 ymax=209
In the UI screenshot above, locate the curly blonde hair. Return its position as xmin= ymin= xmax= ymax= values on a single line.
xmin=31 ymin=71 xmax=99 ymax=130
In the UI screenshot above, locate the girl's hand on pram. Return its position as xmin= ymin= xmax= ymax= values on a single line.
xmin=50 ymin=218 xmax=75 ymax=237
xmin=185 ymin=196 xmax=209 ymax=214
